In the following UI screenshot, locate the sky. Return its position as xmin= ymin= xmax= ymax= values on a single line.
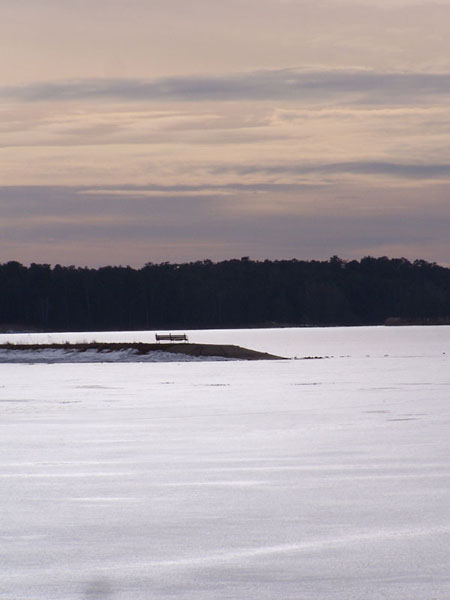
xmin=1 ymin=0 xmax=450 ymax=267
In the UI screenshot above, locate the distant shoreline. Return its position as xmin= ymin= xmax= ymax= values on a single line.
xmin=2 ymin=258 xmax=449 ymax=334
xmin=2 ymin=321 xmax=449 ymax=336
xmin=384 ymin=317 xmax=450 ymax=326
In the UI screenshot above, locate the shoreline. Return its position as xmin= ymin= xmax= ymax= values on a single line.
xmin=0 ymin=342 xmax=286 ymax=361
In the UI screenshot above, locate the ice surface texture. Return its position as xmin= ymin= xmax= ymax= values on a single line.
xmin=0 ymin=326 xmax=449 ymax=599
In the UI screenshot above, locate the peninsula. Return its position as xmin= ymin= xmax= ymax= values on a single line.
xmin=0 ymin=342 xmax=285 ymax=361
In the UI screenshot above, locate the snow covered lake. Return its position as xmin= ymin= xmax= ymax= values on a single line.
xmin=1 ymin=326 xmax=449 ymax=599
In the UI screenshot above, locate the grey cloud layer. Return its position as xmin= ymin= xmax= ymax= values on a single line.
xmin=212 ymin=161 xmax=450 ymax=179
xmin=1 ymin=185 xmax=449 ymax=266
xmin=3 ymin=69 xmax=450 ymax=104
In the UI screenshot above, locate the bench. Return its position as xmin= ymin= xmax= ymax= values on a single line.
xmin=155 ymin=333 xmax=189 ymax=343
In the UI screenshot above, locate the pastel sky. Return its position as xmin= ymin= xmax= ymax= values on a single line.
xmin=1 ymin=0 xmax=450 ymax=266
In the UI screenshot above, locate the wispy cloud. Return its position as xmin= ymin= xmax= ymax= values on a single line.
xmin=3 ymin=69 xmax=450 ymax=104
xmin=211 ymin=160 xmax=450 ymax=180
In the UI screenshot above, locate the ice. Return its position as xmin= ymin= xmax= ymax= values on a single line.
xmin=1 ymin=324 xmax=449 ymax=359
xmin=0 ymin=327 xmax=449 ymax=599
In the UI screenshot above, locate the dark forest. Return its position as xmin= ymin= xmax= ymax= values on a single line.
xmin=1 ymin=256 xmax=449 ymax=332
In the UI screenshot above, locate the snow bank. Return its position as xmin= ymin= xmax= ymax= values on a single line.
xmin=0 ymin=348 xmax=230 ymax=363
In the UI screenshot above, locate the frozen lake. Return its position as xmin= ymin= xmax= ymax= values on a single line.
xmin=1 ymin=326 xmax=449 ymax=599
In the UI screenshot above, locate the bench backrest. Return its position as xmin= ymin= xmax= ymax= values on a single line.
xmin=155 ymin=333 xmax=188 ymax=342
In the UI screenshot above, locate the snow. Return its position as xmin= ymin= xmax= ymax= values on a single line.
xmin=0 ymin=327 xmax=449 ymax=599
xmin=0 ymin=348 xmax=229 ymax=364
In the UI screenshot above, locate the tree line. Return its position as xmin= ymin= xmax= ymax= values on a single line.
xmin=0 ymin=256 xmax=449 ymax=331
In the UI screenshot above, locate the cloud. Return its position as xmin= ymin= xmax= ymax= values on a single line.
xmin=211 ymin=160 xmax=450 ymax=180
xmin=3 ymin=69 xmax=450 ymax=105
xmin=1 ymin=183 xmax=449 ymax=268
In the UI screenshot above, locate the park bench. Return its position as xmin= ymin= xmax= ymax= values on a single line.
xmin=155 ymin=333 xmax=189 ymax=343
